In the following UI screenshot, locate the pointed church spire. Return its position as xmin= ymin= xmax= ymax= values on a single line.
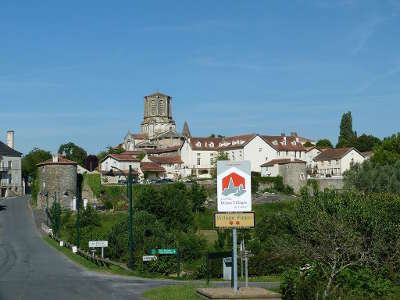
xmin=182 ymin=121 xmax=191 ymax=138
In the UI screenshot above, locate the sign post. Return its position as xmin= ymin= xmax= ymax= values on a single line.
xmin=89 ymin=241 xmax=108 ymax=258
xmin=217 ymin=160 xmax=252 ymax=294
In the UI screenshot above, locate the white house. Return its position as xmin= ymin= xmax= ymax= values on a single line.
xmin=313 ymin=147 xmax=365 ymax=177
xmin=180 ymin=137 xmax=220 ymax=178
xmin=0 ymin=131 xmax=23 ymax=197
xmin=143 ymin=155 xmax=183 ymax=180
xmin=305 ymin=146 xmax=322 ymax=170
xmin=261 ymin=134 xmax=307 ymax=162
xmin=219 ymin=134 xmax=274 ymax=173
xmin=100 ymin=152 xmax=141 ymax=184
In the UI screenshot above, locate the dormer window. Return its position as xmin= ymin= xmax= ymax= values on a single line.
xmin=210 ymin=142 xmax=214 ymax=147
xmin=240 ymin=140 xmax=245 ymax=144
xmin=292 ymin=141 xmax=296 ymax=145
xmin=273 ymin=140 xmax=278 ymax=145
xmin=232 ymin=140 xmax=237 ymax=145
xmin=196 ymin=141 xmax=201 ymax=147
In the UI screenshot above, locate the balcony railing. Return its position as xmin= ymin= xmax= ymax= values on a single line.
xmin=0 ymin=167 xmax=9 ymax=172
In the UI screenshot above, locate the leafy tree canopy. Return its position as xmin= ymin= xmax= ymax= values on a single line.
xmin=22 ymin=148 xmax=52 ymax=179
xmin=303 ymin=141 xmax=314 ymax=147
xmin=353 ymin=134 xmax=381 ymax=152
xmin=371 ymin=133 xmax=400 ymax=166
xmin=58 ymin=142 xmax=87 ymax=166
xmin=316 ymin=139 xmax=333 ymax=149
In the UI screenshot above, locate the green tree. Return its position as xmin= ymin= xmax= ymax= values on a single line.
xmin=354 ymin=134 xmax=381 ymax=152
xmin=135 ymin=183 xmax=194 ymax=232
xmin=303 ymin=141 xmax=314 ymax=147
xmin=316 ymin=139 xmax=333 ymax=149
xmin=22 ymin=148 xmax=52 ymax=180
xmin=337 ymin=111 xmax=357 ymax=148
xmin=371 ymin=133 xmax=400 ymax=166
xmin=190 ymin=182 xmax=207 ymax=212
xmin=210 ymin=151 xmax=229 ymax=178
xmin=58 ymin=142 xmax=87 ymax=166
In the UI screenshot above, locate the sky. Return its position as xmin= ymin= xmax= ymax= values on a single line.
xmin=1 ymin=0 xmax=400 ymax=155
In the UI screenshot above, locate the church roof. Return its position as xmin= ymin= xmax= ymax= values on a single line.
xmin=153 ymin=130 xmax=181 ymax=140
xmin=146 ymin=92 xmax=170 ymax=98
xmin=182 ymin=121 xmax=191 ymax=138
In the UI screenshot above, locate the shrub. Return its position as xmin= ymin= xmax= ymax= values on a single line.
xmin=85 ymin=174 xmax=102 ymax=198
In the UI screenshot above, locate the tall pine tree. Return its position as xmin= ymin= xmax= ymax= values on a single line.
xmin=337 ymin=111 xmax=357 ymax=148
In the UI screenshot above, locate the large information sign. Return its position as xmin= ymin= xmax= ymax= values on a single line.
xmin=217 ymin=160 xmax=252 ymax=212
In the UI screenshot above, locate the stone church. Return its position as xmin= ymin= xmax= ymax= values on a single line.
xmin=122 ymin=92 xmax=190 ymax=151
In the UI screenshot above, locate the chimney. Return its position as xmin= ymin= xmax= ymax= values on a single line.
xmin=7 ymin=130 xmax=14 ymax=149
xmin=52 ymin=154 xmax=59 ymax=163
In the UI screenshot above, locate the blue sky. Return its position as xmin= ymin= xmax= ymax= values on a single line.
xmin=1 ymin=0 xmax=399 ymax=154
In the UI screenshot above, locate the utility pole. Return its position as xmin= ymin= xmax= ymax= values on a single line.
xmin=129 ymin=165 xmax=133 ymax=270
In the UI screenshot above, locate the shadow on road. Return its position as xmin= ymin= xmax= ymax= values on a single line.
xmin=0 ymin=205 xmax=7 ymax=211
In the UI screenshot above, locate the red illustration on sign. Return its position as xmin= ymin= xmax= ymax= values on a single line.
xmin=222 ymin=172 xmax=246 ymax=196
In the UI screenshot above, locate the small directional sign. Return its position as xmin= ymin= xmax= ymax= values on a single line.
xmin=151 ymin=248 xmax=177 ymax=255
xmin=143 ymin=255 xmax=158 ymax=262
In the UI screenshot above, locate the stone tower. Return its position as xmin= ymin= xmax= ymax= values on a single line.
xmin=141 ymin=92 xmax=177 ymax=139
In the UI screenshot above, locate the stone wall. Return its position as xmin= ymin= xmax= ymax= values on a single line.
xmin=278 ymin=163 xmax=307 ymax=193
xmin=38 ymin=164 xmax=77 ymax=209
xmin=313 ymin=177 xmax=344 ymax=191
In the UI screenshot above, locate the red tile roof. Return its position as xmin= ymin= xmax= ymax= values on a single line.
xmin=261 ymin=135 xmax=306 ymax=152
xmin=314 ymin=147 xmax=359 ymax=161
xmin=37 ymin=156 xmax=77 ymax=166
xmin=144 ymin=146 xmax=181 ymax=154
xmin=261 ymin=159 xmax=306 ymax=167
xmin=107 ymin=153 xmax=141 ymax=162
xmin=140 ymin=162 xmax=165 ymax=172
xmin=148 ymin=155 xmax=183 ymax=164
xmin=188 ymin=134 xmax=257 ymax=151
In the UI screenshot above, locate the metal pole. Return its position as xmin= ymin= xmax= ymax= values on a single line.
xmin=240 ymin=240 xmax=244 ymax=280
xmin=101 ymin=247 xmax=104 ymax=258
xmin=245 ymin=256 xmax=248 ymax=288
xmin=46 ymin=193 xmax=49 ymax=226
xmin=177 ymin=249 xmax=180 ymax=278
xmin=129 ymin=165 xmax=133 ymax=270
xmin=233 ymin=228 xmax=238 ymax=293
xmin=206 ymin=252 xmax=210 ymax=286
xmin=76 ymin=187 xmax=80 ymax=248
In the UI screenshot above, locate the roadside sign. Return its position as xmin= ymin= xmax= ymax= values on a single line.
xmin=143 ymin=255 xmax=158 ymax=262
xmin=89 ymin=241 xmax=108 ymax=248
xmin=217 ymin=161 xmax=252 ymax=212
xmin=214 ymin=212 xmax=255 ymax=228
xmin=151 ymin=248 xmax=177 ymax=255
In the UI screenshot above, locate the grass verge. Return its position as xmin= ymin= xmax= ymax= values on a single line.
xmin=44 ymin=236 xmax=135 ymax=276
xmin=142 ymin=285 xmax=202 ymax=300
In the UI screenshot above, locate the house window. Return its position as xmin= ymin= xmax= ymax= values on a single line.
xmin=210 ymin=158 xmax=214 ymax=165
xmin=210 ymin=142 xmax=214 ymax=148
xmin=258 ymin=148 xmax=262 ymax=152
xmin=197 ymin=158 xmax=201 ymax=166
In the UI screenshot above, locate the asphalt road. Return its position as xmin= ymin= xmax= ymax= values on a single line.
xmin=0 ymin=196 xmax=174 ymax=300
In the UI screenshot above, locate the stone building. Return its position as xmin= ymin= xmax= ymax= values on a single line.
xmin=261 ymin=158 xmax=307 ymax=193
xmin=0 ymin=131 xmax=23 ymax=197
xmin=37 ymin=155 xmax=77 ymax=210
xmin=122 ymin=92 xmax=184 ymax=151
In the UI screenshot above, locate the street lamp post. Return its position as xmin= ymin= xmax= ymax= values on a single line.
xmin=112 ymin=165 xmax=134 ymax=269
